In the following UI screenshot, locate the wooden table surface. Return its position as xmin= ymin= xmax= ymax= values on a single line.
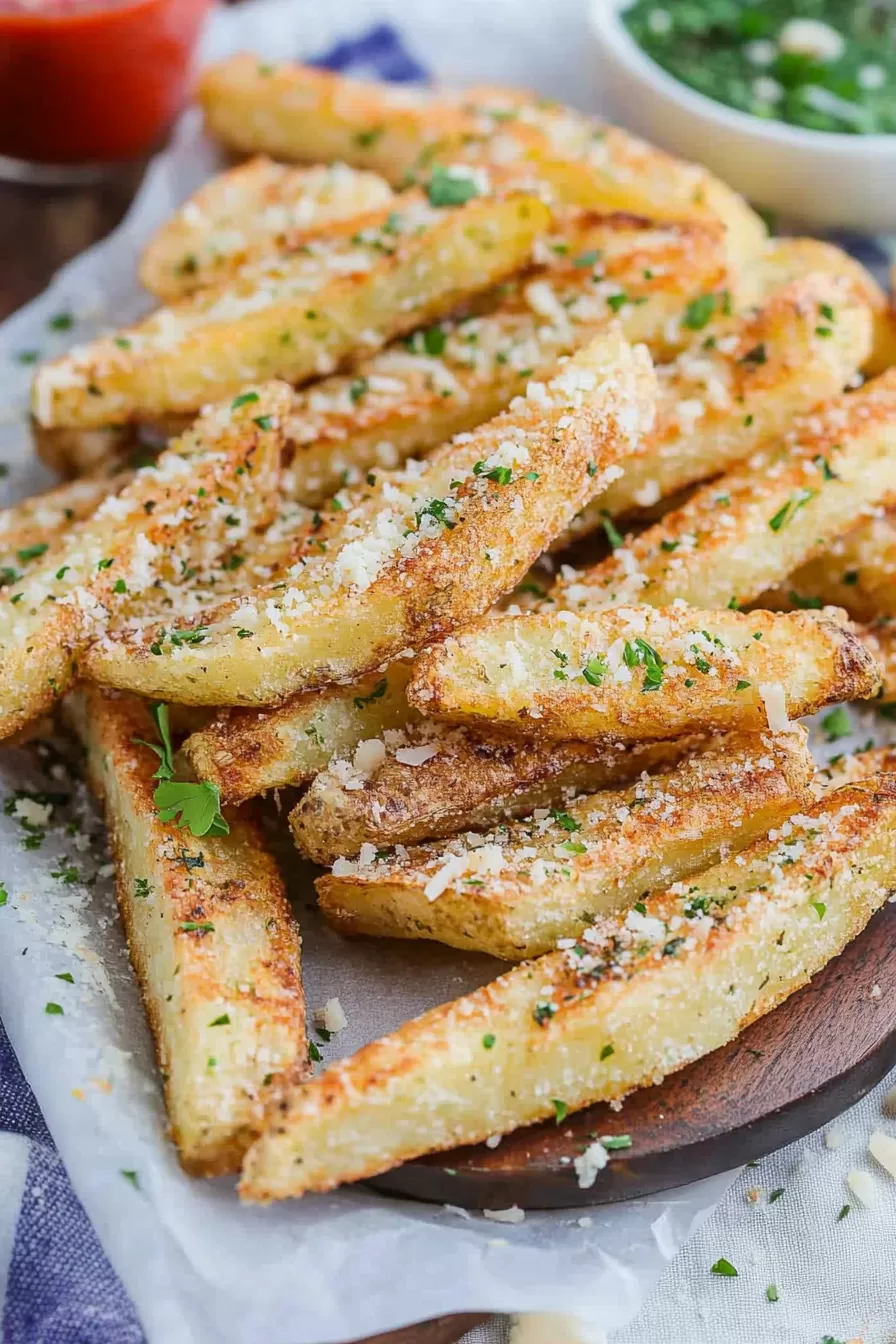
xmin=0 ymin=46 xmax=486 ymax=1344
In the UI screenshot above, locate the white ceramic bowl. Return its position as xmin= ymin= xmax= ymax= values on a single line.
xmin=588 ymin=0 xmax=896 ymax=233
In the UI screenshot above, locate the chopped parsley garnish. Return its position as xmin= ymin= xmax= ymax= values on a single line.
xmin=769 ymin=1187 xmax=784 ymax=1203
xmin=600 ymin=513 xmax=624 ymax=550
xmin=134 ymin=878 xmax=151 ymax=899
xmin=623 ymin=637 xmax=664 ymax=692
xmin=822 ymin=706 xmax=852 ymax=742
xmin=837 ymin=1203 xmax=851 ymax=1221
xmin=134 ymin=702 xmax=228 ymax=837
xmin=0 ymin=885 xmax=7 ymax=907
xmin=209 ymin=1013 xmax=231 ymax=1026
xmin=549 ymin=809 xmax=581 ymax=833
xmin=766 ymin=1285 xmax=779 ymax=1303
xmin=552 ymin=1099 xmax=569 ymax=1123
xmin=427 ymin=166 xmax=480 ymax=208
xmin=789 ymin=591 xmax=823 ymax=609
xmin=600 ymin=1043 xmax=614 ymax=1060
xmin=581 ymin=653 xmax=608 ymax=687
xmin=606 ymin=292 xmax=629 ymax=313
xmin=710 ymin=1258 xmax=738 ymax=1277
xmin=169 ymin=626 xmax=208 ymax=646
xmin=533 ymin=1001 xmax=557 ymax=1026
xmin=253 ymin=415 xmax=274 ymax=431
xmin=482 ymin=1033 xmax=496 ymax=1049
xmin=308 ymin=1039 xmax=323 ymax=1062
xmin=55 ymin=971 xmax=74 ymax=984
xmin=736 ymin=679 xmax=752 ymax=691
xmin=740 ymin=343 xmax=767 ymax=366
xmin=349 ymin=377 xmax=368 ymax=404
xmin=49 ymin=312 xmax=73 ymax=331
xmin=814 ymin=454 xmax=837 ymax=481
xmin=355 ymin=126 xmax=383 ymax=148
xmin=45 ymin=1002 xmax=64 ymax=1015
xmin=121 ymin=1170 xmax=140 ymax=1190
xmin=811 ymin=901 xmax=827 ymax=921
xmin=422 ymin=324 xmax=447 ymax=357
xmin=682 ymin=293 xmax=716 ymax=330
xmin=231 ymin=391 xmax=260 ymax=410
xmin=601 ymin=1135 xmax=632 ymax=1150
xmin=573 ymin=249 xmax=601 ymax=268
xmin=17 ymin=543 xmax=48 ymax=563
xmin=768 ymin=488 xmax=816 ymax=531
xmin=179 ymin=921 xmax=214 ymax=933
xmin=353 ymin=678 xmax=388 ymax=709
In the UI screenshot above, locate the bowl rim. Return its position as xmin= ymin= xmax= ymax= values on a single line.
xmin=589 ymin=0 xmax=896 ymax=155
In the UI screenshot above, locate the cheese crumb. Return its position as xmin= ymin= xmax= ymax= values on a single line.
xmin=574 ymin=1140 xmax=608 ymax=1189
xmin=868 ymin=1130 xmax=896 ymax=1180
xmin=483 ymin=1205 xmax=525 ymax=1223
xmin=315 ymin=997 xmax=348 ymax=1034
xmin=846 ymin=1168 xmax=877 ymax=1207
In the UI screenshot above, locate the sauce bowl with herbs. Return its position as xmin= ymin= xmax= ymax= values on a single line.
xmin=589 ymin=0 xmax=896 ymax=231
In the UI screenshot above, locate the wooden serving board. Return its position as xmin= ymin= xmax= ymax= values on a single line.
xmin=370 ymin=901 xmax=896 ymax=1210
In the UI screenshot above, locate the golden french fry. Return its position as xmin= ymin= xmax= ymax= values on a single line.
xmin=407 ymin=606 xmax=881 ymax=741
xmin=66 ymin=687 xmax=307 ymax=1176
xmin=140 ymin=157 xmax=395 ymax=300
xmin=32 ymin=192 xmax=550 ymax=429
xmin=555 ymin=370 xmax=896 ymax=612
xmin=291 ymin=726 xmax=701 ymax=863
xmin=198 ymin=59 xmax=764 ymax=266
xmin=315 ymin=730 xmax=814 ymax=959
xmin=0 ymin=383 xmax=292 ymax=738
xmin=241 ymin=776 xmax=896 ymax=1199
xmin=85 ymin=331 xmax=656 ymax=705
xmin=183 ymin=662 xmax=418 ymax=802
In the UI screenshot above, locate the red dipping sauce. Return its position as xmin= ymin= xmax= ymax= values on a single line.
xmin=0 ymin=0 xmax=212 ymax=168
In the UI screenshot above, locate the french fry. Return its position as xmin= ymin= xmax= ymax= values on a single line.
xmin=183 ymin=662 xmax=419 ymax=802
xmin=0 ymin=383 xmax=292 ymax=738
xmin=241 ymin=775 xmax=896 ymax=1198
xmin=737 ymin=235 xmax=894 ymax=374
xmin=36 ymin=210 xmax=727 ymax=493
xmin=140 ymin=158 xmax=395 ymax=300
xmin=31 ymin=421 xmax=144 ymax=479
xmin=814 ymin=742 xmax=896 ymax=792
xmin=198 ymin=59 xmax=764 ymax=265
xmin=555 ymin=370 xmax=896 ymax=612
xmin=858 ymin=619 xmax=896 ymax=703
xmin=407 ymin=606 xmax=881 ymax=741
xmin=291 ymin=726 xmax=701 ymax=863
xmin=773 ymin=507 xmax=896 ymax=624
xmin=573 ymin=272 xmax=873 ymax=531
xmin=85 ymin=332 xmax=656 ymax=706
xmin=0 ymin=473 xmax=130 ymax=586
xmin=32 ymin=192 xmax=550 ymax=429
xmin=315 ymin=730 xmax=814 ymax=958
xmin=66 ymin=686 xmax=307 ymax=1176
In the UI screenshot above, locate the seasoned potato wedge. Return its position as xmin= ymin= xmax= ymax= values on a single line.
xmin=32 ymin=193 xmax=549 ymax=429
xmin=291 ymin=727 xmax=703 ymax=863
xmin=773 ymin=507 xmax=896 ymax=624
xmin=184 ymin=662 xmax=419 ymax=802
xmin=241 ymin=776 xmax=896 ymax=1198
xmin=555 ymin=370 xmax=896 ymax=612
xmin=85 ymin=332 xmax=656 ymax=705
xmin=0 ymin=473 xmax=129 ymax=586
xmin=31 ymin=421 xmax=144 ymax=479
xmin=66 ymin=687 xmax=307 ymax=1176
xmin=198 ymin=59 xmax=763 ymax=265
xmin=140 ymin=158 xmax=395 ymax=300
xmin=575 ymin=272 xmax=873 ymax=530
xmin=407 ymin=606 xmax=881 ymax=741
xmin=0 ymin=383 xmax=292 ymax=739
xmin=316 ymin=730 xmax=814 ymax=959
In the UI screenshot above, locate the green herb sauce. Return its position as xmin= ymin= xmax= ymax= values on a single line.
xmin=623 ymin=1 xmax=896 ymax=133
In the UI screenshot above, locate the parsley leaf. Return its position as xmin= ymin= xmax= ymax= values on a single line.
xmin=353 ymin=678 xmax=387 ymax=709
xmin=710 ymin=1258 xmax=738 ymax=1277
xmin=683 ymin=293 xmax=716 ymax=330
xmin=551 ymin=1098 xmax=569 ymax=1123
xmin=822 ymin=706 xmax=851 ymax=742
xmin=427 ymin=166 xmax=480 ymax=207
xmin=154 ymin=780 xmax=230 ymax=838
xmin=133 ymin=702 xmax=175 ymax=780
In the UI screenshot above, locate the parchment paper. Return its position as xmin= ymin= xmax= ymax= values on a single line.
xmin=0 ymin=2 xmax=886 ymax=1341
